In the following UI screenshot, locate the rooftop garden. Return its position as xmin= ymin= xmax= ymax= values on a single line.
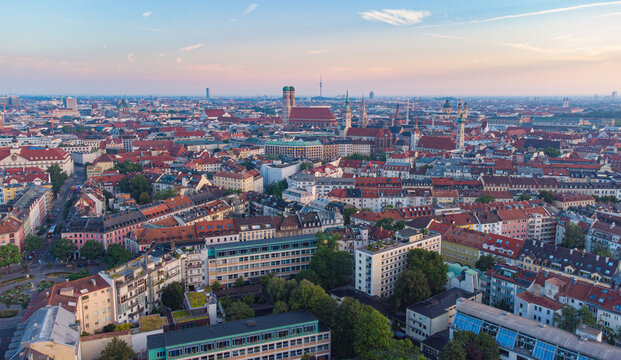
xmin=187 ymin=292 xmax=207 ymax=308
xmin=171 ymin=309 xmax=209 ymax=323
xmin=138 ymin=314 xmax=167 ymax=332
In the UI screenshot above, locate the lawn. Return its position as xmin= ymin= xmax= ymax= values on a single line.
xmin=0 ymin=276 xmax=27 ymax=286
xmin=171 ymin=310 xmax=209 ymax=323
xmin=37 ymin=280 xmax=55 ymax=292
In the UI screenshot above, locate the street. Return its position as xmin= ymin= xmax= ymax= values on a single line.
xmin=0 ymin=165 xmax=86 ymax=355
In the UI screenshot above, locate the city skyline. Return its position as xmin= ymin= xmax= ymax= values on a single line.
xmin=3 ymin=0 xmax=621 ymax=96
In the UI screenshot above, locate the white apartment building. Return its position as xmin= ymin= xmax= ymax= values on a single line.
xmin=355 ymin=231 xmax=442 ymax=297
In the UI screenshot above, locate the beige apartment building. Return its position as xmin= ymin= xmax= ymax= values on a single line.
xmin=355 ymin=231 xmax=442 ymax=297
xmin=213 ymin=171 xmax=255 ymax=192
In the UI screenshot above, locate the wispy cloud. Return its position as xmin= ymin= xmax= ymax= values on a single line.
xmin=103 ymin=44 xmax=107 ymax=49
xmin=126 ymin=53 xmax=135 ymax=62
xmin=176 ymin=57 xmax=183 ymax=64
xmin=474 ymin=1 xmax=621 ymax=23
xmin=180 ymin=43 xmax=203 ymax=52
xmin=360 ymin=9 xmax=430 ymax=26
xmin=157 ymin=53 xmax=166 ymax=58
xmin=594 ymin=10 xmax=621 ymax=17
xmin=502 ymin=43 xmax=551 ymax=53
xmin=142 ymin=11 xmax=152 ymax=17
xmin=307 ymin=49 xmax=328 ymax=55
xmin=244 ymin=4 xmax=258 ymax=14
xmin=426 ymin=33 xmax=465 ymax=40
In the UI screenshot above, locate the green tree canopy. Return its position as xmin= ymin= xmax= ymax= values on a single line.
xmin=542 ymin=147 xmax=560 ymax=158
xmin=154 ymin=188 xmax=178 ymax=201
xmin=226 ymin=300 xmax=255 ymax=321
xmin=343 ymin=207 xmax=358 ymax=225
xmin=80 ymin=240 xmax=105 ymax=261
xmin=476 ymin=194 xmax=496 ymax=204
xmin=114 ymin=161 xmax=143 ymax=174
xmin=440 ymin=331 xmax=499 ymax=360
xmin=24 ymin=234 xmax=43 ymax=253
xmin=119 ymin=174 xmax=153 ymax=203
xmin=47 ymin=164 xmax=69 ymax=195
xmin=554 ymin=305 xmax=597 ymax=332
xmin=391 ymin=269 xmax=431 ymax=310
xmin=161 ymin=281 xmax=185 ymax=310
xmin=265 ymin=179 xmax=288 ymax=198
xmin=50 ymin=238 xmax=77 ymax=260
xmin=272 ymin=301 xmax=289 ymax=314
xmin=539 ymin=190 xmax=554 ymax=203
xmin=102 ymin=243 xmax=133 ymax=269
xmin=406 ymin=248 xmax=448 ymax=295
xmin=68 ymin=268 xmax=90 ymax=281
xmin=518 ymin=193 xmax=532 ymax=201
xmin=98 ymin=337 xmax=134 ymax=360
xmin=305 ymin=235 xmax=353 ymax=290
xmin=562 ymin=223 xmax=586 ymax=250
xmin=475 ymin=255 xmax=497 ymax=272
xmin=0 ymin=244 xmax=21 ymax=268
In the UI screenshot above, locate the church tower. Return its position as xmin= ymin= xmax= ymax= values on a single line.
xmin=361 ymin=94 xmax=368 ymax=127
xmin=410 ymin=117 xmax=420 ymax=151
xmin=456 ymin=111 xmax=465 ymax=151
xmin=344 ymin=91 xmax=351 ymax=129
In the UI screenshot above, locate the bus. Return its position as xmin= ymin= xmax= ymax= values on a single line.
xmin=48 ymin=224 xmax=57 ymax=239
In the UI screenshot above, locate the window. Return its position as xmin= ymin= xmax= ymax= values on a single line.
xmin=532 ymin=341 xmax=556 ymax=360
xmin=216 ymin=340 xmax=230 ymax=349
xmin=201 ymin=343 xmax=214 ymax=352
xmin=277 ymin=329 xmax=289 ymax=338
xmin=496 ymin=328 xmax=517 ymax=349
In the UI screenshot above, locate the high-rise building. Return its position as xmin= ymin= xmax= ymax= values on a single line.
xmin=369 ymin=91 xmax=374 ymax=100
xmin=205 ymin=87 xmax=210 ymax=99
xmin=65 ymin=96 xmax=77 ymax=111
xmin=613 ymin=91 xmax=618 ymax=99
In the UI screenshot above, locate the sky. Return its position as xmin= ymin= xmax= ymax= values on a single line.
xmin=2 ymin=0 xmax=621 ymax=97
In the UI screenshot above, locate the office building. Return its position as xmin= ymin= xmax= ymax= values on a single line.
xmin=452 ymin=298 xmax=621 ymax=360
xmin=206 ymin=87 xmax=210 ymax=99
xmin=206 ymin=234 xmax=318 ymax=287
xmin=146 ymin=311 xmax=331 ymax=360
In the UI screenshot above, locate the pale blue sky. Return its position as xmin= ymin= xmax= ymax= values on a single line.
xmin=2 ymin=1 xmax=621 ymax=96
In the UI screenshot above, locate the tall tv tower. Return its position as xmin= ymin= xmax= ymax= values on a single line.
xmin=319 ymin=74 xmax=323 ymax=97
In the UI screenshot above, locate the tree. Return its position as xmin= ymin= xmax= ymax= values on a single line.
xmin=295 ymin=269 xmax=321 ymax=285
xmin=50 ymin=238 xmax=76 ymax=260
xmin=138 ymin=192 xmax=151 ymax=204
xmin=154 ymin=188 xmax=178 ymax=201
xmin=542 ymin=147 xmax=560 ymax=158
xmin=539 ymin=190 xmax=554 ymax=203
xmin=518 ymin=193 xmax=532 ymax=201
xmin=406 ymin=248 xmax=448 ymax=295
xmin=0 ymin=244 xmax=21 ymax=268
xmin=475 ymin=255 xmax=497 ymax=272
xmin=307 ymin=233 xmax=353 ymax=290
xmin=47 ymin=164 xmax=69 ymax=195
xmin=476 ymin=194 xmax=496 ymax=204
xmin=114 ymin=161 xmax=143 ymax=174
xmin=211 ymin=280 xmax=222 ymax=290
xmin=352 ymin=302 xmax=394 ymax=359
xmin=592 ymin=243 xmax=614 ymax=258
xmin=114 ymin=323 xmax=131 ymax=331
xmin=226 ymin=301 xmax=254 ymax=321
xmin=119 ymin=174 xmax=152 ymax=203
xmin=439 ymin=340 xmax=467 ymax=360
xmin=265 ymin=179 xmax=288 ymax=198
xmin=272 ymin=300 xmax=289 ymax=314
xmin=391 ymin=269 xmax=431 ymax=310
xmin=266 ymin=277 xmax=289 ymax=302
xmin=80 ymin=240 xmax=104 ymax=261
xmin=562 ymin=223 xmax=586 ymax=250
xmin=440 ymin=330 xmax=499 ymax=360
xmin=161 ymin=281 xmax=185 ymax=310
xmin=102 ymin=244 xmax=133 ymax=269
xmin=102 ymin=324 xmax=116 ymax=333
xmin=68 ymin=268 xmax=90 ymax=281
xmin=299 ymin=162 xmax=313 ymax=171
xmin=98 ymin=337 xmax=134 ymax=360
xmin=234 ymin=276 xmax=245 ymax=287
xmin=343 ymin=207 xmax=358 ymax=225
xmin=24 ymin=234 xmax=43 ymax=253
xmin=555 ymin=305 xmax=596 ymax=332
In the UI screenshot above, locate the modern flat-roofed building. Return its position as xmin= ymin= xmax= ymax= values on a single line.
xmin=355 ymin=231 xmax=442 ymax=297
xmin=146 ymin=311 xmax=331 ymax=360
xmin=406 ymin=288 xmax=481 ymax=342
xmin=452 ymin=298 xmax=621 ymax=360
xmin=264 ymin=140 xmax=323 ymax=160
xmin=206 ymin=234 xmax=318 ymax=287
